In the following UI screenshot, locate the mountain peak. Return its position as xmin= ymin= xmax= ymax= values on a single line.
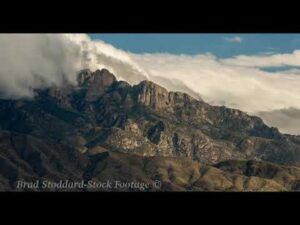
xmin=2 ymin=66 xmax=300 ymax=192
xmin=78 ymin=69 xmax=117 ymax=101
xmin=78 ymin=69 xmax=116 ymax=87
xmin=133 ymin=80 xmax=171 ymax=110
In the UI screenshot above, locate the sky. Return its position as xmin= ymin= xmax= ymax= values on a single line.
xmin=87 ymin=33 xmax=300 ymax=135
xmin=1 ymin=34 xmax=300 ymax=135
xmin=89 ymin=33 xmax=300 ymax=57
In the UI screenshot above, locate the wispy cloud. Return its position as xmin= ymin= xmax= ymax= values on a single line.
xmin=221 ymin=50 xmax=300 ymax=68
xmin=1 ymin=34 xmax=300 ymax=135
xmin=223 ymin=36 xmax=243 ymax=43
xmin=130 ymin=51 xmax=300 ymax=135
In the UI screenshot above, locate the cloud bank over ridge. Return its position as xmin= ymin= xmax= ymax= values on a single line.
xmin=0 ymin=34 xmax=149 ymax=99
xmin=0 ymin=34 xmax=81 ymax=98
xmin=0 ymin=33 xmax=300 ymax=134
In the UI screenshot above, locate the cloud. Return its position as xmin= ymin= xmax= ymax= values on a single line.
xmin=223 ymin=36 xmax=243 ymax=43
xmin=130 ymin=52 xmax=300 ymax=112
xmin=257 ymin=108 xmax=300 ymax=135
xmin=149 ymin=75 xmax=203 ymax=100
xmin=130 ymin=52 xmax=300 ymax=134
xmin=0 ymin=34 xmax=82 ymax=99
xmin=1 ymin=34 xmax=300 ymax=135
xmin=64 ymin=34 xmax=149 ymax=84
xmin=221 ymin=50 xmax=300 ymax=68
xmin=0 ymin=34 xmax=149 ymax=99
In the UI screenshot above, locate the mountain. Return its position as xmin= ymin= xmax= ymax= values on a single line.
xmin=1 ymin=68 xmax=300 ymax=191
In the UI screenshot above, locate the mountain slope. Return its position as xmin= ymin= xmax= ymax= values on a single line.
xmin=1 ymin=131 xmax=300 ymax=192
xmin=1 ymin=68 xmax=300 ymax=191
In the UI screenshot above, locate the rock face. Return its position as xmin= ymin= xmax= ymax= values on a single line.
xmin=78 ymin=69 xmax=117 ymax=101
xmin=133 ymin=80 xmax=172 ymax=110
xmin=1 ymin=68 xmax=300 ymax=191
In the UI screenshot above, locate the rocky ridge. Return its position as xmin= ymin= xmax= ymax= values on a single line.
xmin=1 ymin=68 xmax=300 ymax=191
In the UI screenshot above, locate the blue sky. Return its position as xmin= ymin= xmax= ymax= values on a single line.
xmin=85 ymin=34 xmax=300 ymax=134
xmin=89 ymin=34 xmax=300 ymax=58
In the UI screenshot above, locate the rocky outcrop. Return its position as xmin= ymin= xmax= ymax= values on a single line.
xmin=78 ymin=69 xmax=117 ymax=101
xmin=132 ymin=80 xmax=199 ymax=113
xmin=1 ymin=68 xmax=300 ymax=165
xmin=133 ymin=80 xmax=171 ymax=110
xmin=1 ymin=68 xmax=300 ymax=192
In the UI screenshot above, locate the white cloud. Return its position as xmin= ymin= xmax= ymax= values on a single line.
xmin=0 ymin=34 xmax=81 ymax=99
xmin=221 ymin=50 xmax=300 ymax=68
xmin=129 ymin=51 xmax=300 ymax=135
xmin=130 ymin=53 xmax=300 ymax=113
xmin=1 ymin=34 xmax=300 ymax=135
xmin=64 ymin=34 xmax=149 ymax=82
xmin=258 ymin=108 xmax=300 ymax=135
xmin=223 ymin=36 xmax=243 ymax=43
xmin=0 ymin=34 xmax=149 ymax=99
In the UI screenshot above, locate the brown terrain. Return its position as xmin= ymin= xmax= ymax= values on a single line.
xmin=1 ymin=69 xmax=300 ymax=191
